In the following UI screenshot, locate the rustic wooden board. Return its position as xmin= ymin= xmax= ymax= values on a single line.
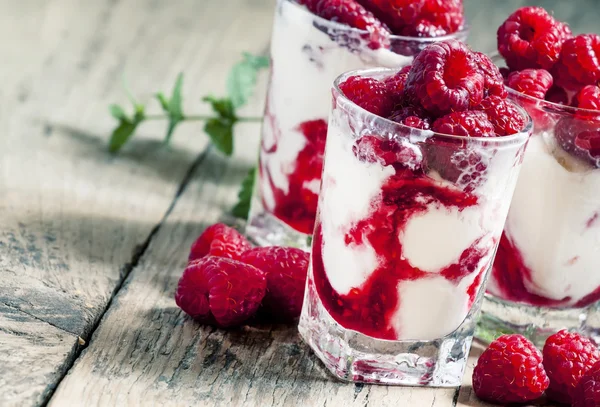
xmin=0 ymin=0 xmax=273 ymax=405
xmin=2 ymin=0 xmax=597 ymax=406
xmin=48 ymin=122 xmax=457 ymax=406
xmin=0 ymin=303 xmax=78 ymax=407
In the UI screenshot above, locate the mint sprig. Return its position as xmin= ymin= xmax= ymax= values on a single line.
xmin=231 ymin=168 xmax=256 ymax=219
xmin=108 ymin=52 xmax=268 ymax=155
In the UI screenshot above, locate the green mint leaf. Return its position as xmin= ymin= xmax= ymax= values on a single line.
xmin=155 ymin=92 xmax=169 ymax=111
xmin=231 ymin=167 xmax=256 ymax=219
xmin=164 ymin=73 xmax=184 ymax=144
xmin=109 ymin=104 xmax=128 ymax=121
xmin=204 ymin=118 xmax=234 ymax=156
xmin=168 ymin=73 xmax=184 ymax=119
xmin=202 ymin=96 xmax=236 ymax=120
xmin=226 ymin=52 xmax=269 ymax=108
xmin=109 ymin=120 xmax=138 ymax=153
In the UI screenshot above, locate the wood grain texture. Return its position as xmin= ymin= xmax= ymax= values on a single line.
xmin=3 ymin=0 xmax=598 ymax=406
xmin=48 ymin=122 xmax=457 ymax=406
xmin=0 ymin=0 xmax=273 ymax=405
xmin=0 ymin=303 xmax=78 ymax=407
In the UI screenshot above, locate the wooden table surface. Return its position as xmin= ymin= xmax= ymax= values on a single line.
xmin=0 ymin=0 xmax=597 ymax=406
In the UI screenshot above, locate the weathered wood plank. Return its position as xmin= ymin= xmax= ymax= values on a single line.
xmin=0 ymin=0 xmax=273 ymax=405
xmin=48 ymin=122 xmax=456 ymax=406
xmin=0 ymin=303 xmax=78 ymax=407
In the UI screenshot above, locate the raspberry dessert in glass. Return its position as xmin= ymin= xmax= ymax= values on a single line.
xmin=476 ymin=6 xmax=600 ymax=347
xmin=298 ymin=41 xmax=532 ymax=386
xmin=246 ymin=0 xmax=468 ymax=248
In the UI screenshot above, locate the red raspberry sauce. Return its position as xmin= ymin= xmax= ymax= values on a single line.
xmin=311 ymin=157 xmax=493 ymax=340
xmin=260 ymin=111 xmax=327 ymax=234
xmin=492 ymin=233 xmax=600 ymax=308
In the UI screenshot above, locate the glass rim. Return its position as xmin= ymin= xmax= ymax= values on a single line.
xmin=489 ymin=52 xmax=600 ymax=117
xmin=285 ymin=0 xmax=470 ymax=43
xmin=333 ymin=67 xmax=533 ymax=145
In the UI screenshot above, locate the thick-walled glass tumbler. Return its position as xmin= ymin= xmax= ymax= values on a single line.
xmin=298 ymin=68 xmax=532 ymax=386
xmin=246 ymin=0 xmax=468 ymax=249
xmin=480 ymin=85 xmax=600 ymax=347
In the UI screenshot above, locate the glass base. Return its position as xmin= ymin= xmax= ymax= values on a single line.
xmin=476 ymin=294 xmax=598 ymax=348
xmin=298 ymin=273 xmax=478 ymax=387
xmin=246 ymin=198 xmax=311 ymax=250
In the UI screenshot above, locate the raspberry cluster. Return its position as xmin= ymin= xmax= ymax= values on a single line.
xmin=338 ymin=40 xmax=525 ymax=139
xmin=175 ymin=223 xmax=309 ymax=327
xmin=340 ymin=40 xmax=525 ymax=137
xmin=497 ymin=6 xmax=600 ymax=167
xmin=473 ymin=330 xmax=600 ymax=405
xmin=297 ymin=0 xmax=465 ymax=49
xmin=338 ymin=40 xmax=525 ymax=191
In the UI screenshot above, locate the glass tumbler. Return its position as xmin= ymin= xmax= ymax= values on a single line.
xmin=298 ymin=68 xmax=532 ymax=386
xmin=245 ymin=0 xmax=468 ymax=249
xmin=479 ymin=85 xmax=600 ymax=347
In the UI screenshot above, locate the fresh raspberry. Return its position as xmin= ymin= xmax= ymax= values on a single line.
xmin=477 ymin=96 xmax=526 ymax=136
xmin=424 ymin=142 xmax=489 ymax=192
xmin=401 ymin=115 xmax=431 ymax=130
xmin=473 ymin=334 xmax=549 ymax=404
xmin=432 ymin=111 xmax=495 ymax=137
xmin=554 ymin=34 xmax=600 ymax=91
xmin=175 ymin=256 xmax=266 ymax=327
xmin=359 ymin=0 xmax=464 ymax=37
xmin=300 ymin=0 xmax=391 ymax=49
xmin=388 ymin=105 xmax=431 ymax=130
xmin=546 ymin=85 xmax=569 ymax=105
xmin=543 ymin=330 xmax=600 ymax=403
xmin=497 ymin=6 xmax=565 ymax=71
xmin=475 ymin=52 xmax=507 ymax=98
xmin=405 ymin=40 xmax=484 ymax=115
xmin=557 ymin=21 xmax=574 ymax=42
xmin=240 ymin=246 xmax=309 ymax=321
xmin=573 ymin=360 xmax=600 ymax=407
xmin=339 ymin=76 xmax=394 ymax=117
xmin=189 ymin=223 xmax=252 ymax=261
xmin=384 ymin=65 xmax=411 ymax=102
xmin=555 ymin=117 xmax=600 ymax=167
xmin=574 ymin=85 xmax=600 ymax=112
xmin=353 ymin=135 xmax=423 ymax=169
xmin=507 ymin=68 xmax=553 ymax=99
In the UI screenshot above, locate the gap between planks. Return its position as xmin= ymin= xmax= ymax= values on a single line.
xmin=39 ymin=146 xmax=212 ymax=407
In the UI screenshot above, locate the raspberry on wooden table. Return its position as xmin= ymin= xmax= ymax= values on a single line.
xmin=573 ymin=360 xmax=600 ymax=407
xmin=432 ymin=111 xmax=495 ymax=138
xmin=506 ymin=69 xmax=554 ymax=99
xmin=189 ymin=223 xmax=253 ymax=261
xmin=404 ymin=40 xmax=484 ymax=116
xmin=543 ymin=329 xmax=600 ymax=404
xmin=497 ymin=6 xmax=566 ymax=71
xmin=554 ymin=34 xmax=600 ymax=91
xmin=240 ymin=246 xmax=309 ymax=321
xmin=472 ymin=334 xmax=549 ymax=404
xmin=339 ymin=76 xmax=394 ymax=117
xmin=299 ymin=0 xmax=391 ymax=49
xmin=175 ymin=256 xmax=266 ymax=327
xmin=476 ymin=95 xmax=526 ymax=136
